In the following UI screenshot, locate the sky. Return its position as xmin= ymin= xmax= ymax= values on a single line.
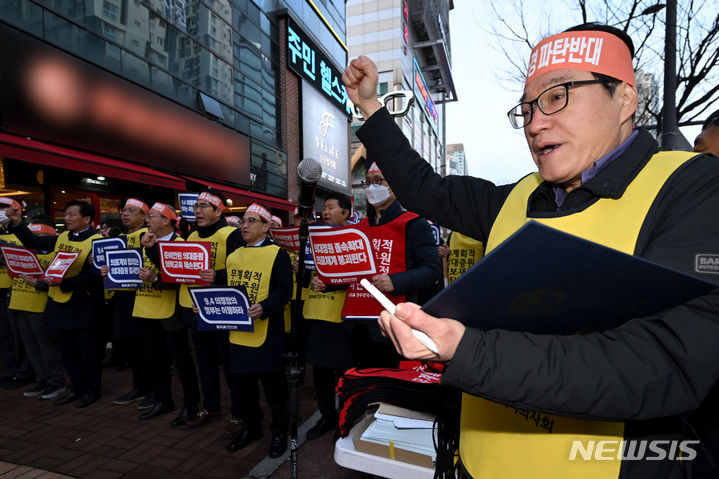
xmin=445 ymin=1 xmax=706 ymax=185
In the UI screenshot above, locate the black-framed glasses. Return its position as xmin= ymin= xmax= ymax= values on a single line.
xmin=507 ymin=79 xmax=611 ymax=129
xmin=360 ymin=178 xmax=388 ymax=188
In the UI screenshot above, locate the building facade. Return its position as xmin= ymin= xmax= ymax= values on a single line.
xmin=0 ymin=0 xmax=350 ymax=225
xmin=346 ymin=0 xmax=455 ymax=215
xmin=446 ymin=143 xmax=467 ymax=176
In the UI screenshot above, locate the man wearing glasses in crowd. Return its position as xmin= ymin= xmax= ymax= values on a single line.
xmin=344 ymin=23 xmax=719 ymax=478
xmin=177 ymin=188 xmax=244 ymax=430
xmin=340 ymin=162 xmax=441 ymax=369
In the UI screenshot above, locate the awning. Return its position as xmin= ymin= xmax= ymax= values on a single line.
xmin=0 ymin=132 xmax=186 ymax=190
xmin=184 ymin=176 xmax=295 ymax=211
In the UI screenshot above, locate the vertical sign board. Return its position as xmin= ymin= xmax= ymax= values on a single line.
xmin=412 ymin=57 xmax=439 ymax=136
xmin=302 ymin=80 xmax=349 ymax=192
xmin=286 ymin=17 xmax=352 ymax=119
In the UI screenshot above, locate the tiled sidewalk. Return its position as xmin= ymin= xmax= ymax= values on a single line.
xmin=0 ymin=461 xmax=73 ymax=478
xmin=0 ymin=361 xmax=323 ymax=479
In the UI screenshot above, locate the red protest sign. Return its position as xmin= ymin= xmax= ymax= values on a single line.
xmin=309 ymin=226 xmax=377 ymax=285
xmin=0 ymin=246 xmax=44 ymax=277
xmin=43 ymin=251 xmax=79 ymax=284
xmin=270 ymin=227 xmax=300 ymax=253
xmin=158 ymin=241 xmax=211 ymax=284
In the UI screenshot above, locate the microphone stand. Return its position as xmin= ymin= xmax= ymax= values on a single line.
xmin=287 ymin=215 xmax=308 ymax=479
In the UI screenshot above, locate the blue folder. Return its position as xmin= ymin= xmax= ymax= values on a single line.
xmin=422 ymin=221 xmax=717 ymax=334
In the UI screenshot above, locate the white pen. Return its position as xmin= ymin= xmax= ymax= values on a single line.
xmin=359 ymin=278 xmax=440 ymax=355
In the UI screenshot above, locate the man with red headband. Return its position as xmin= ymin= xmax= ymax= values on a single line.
xmin=177 ymin=188 xmax=245 ymax=429
xmin=106 ymin=197 xmax=153 ymax=410
xmin=344 ymin=23 xmax=719 ymax=478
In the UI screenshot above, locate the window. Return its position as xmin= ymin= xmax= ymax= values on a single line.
xmin=103 ymin=1 xmax=118 ymax=21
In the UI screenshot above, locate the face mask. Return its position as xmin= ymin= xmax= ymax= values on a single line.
xmin=0 ymin=210 xmax=8 ymax=226
xmin=365 ymin=184 xmax=391 ymax=206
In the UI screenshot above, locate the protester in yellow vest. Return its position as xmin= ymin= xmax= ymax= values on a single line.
xmin=224 ymin=203 xmax=292 ymax=458
xmin=304 ymin=192 xmax=353 ymax=440
xmin=179 ymin=188 xmax=244 ymax=429
xmin=133 ymin=203 xmax=202 ymax=426
xmin=0 ymin=197 xmax=34 ymax=390
xmin=102 ymin=197 xmax=153 ymax=410
xmin=346 ymin=23 xmax=719 ymax=479
xmin=7 ymin=200 xmax=104 ymax=409
xmin=446 ymin=231 xmax=485 ymax=284
xmin=10 ymin=218 xmax=66 ymax=400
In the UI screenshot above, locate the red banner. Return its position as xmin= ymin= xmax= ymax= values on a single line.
xmin=158 ymin=241 xmax=211 ymax=284
xmin=270 ymin=227 xmax=301 ymax=253
xmin=0 ymin=246 xmax=44 ymax=277
xmin=309 ymin=226 xmax=377 ymax=285
xmin=43 ymin=251 xmax=79 ymax=284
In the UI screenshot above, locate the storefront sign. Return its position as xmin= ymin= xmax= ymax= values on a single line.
xmin=43 ymin=251 xmax=79 ymax=284
xmin=412 ymin=57 xmax=438 ymax=135
xmin=189 ymin=286 xmax=253 ymax=331
xmin=104 ymin=249 xmax=143 ymax=289
xmin=302 ymin=80 xmax=349 ymax=191
xmin=178 ymin=193 xmax=199 ymax=221
xmin=92 ymin=237 xmax=127 ymax=270
xmin=0 ymin=246 xmax=44 ymax=277
xmin=287 ymin=17 xmax=352 ymax=118
xmin=309 ymin=226 xmax=376 ymax=284
xmin=158 ymin=241 xmax=211 ymax=284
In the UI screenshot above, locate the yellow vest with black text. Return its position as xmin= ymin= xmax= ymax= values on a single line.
xmin=460 ymin=151 xmax=697 ymax=479
xmin=0 ymin=233 xmax=21 ymax=288
xmin=106 ymin=227 xmax=147 ymax=292
xmin=133 ymin=236 xmax=183 ymax=319
xmin=49 ymin=231 xmax=103 ymax=303
xmin=178 ymin=226 xmax=235 ymax=308
xmin=227 ymin=244 xmax=279 ymax=348
xmin=447 ymin=232 xmax=485 ymax=284
xmin=9 ymin=252 xmax=53 ymax=313
xmin=303 ymin=272 xmax=346 ymax=323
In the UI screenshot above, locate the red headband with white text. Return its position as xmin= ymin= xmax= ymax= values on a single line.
xmin=30 ymin=224 xmax=57 ymax=235
xmin=526 ymin=31 xmax=635 ymax=88
xmin=150 ymin=203 xmax=177 ymax=221
xmin=245 ymin=203 xmax=271 ymax=222
xmin=0 ymin=197 xmax=22 ymax=211
xmin=197 ymin=191 xmax=225 ymax=211
xmin=125 ymin=198 xmax=149 ymax=213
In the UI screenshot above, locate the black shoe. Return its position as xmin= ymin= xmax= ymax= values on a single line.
xmin=306 ymin=416 xmax=337 ymax=439
xmin=136 ymin=394 xmax=157 ymax=410
xmin=269 ymin=433 xmax=288 ymax=458
xmin=23 ymin=382 xmax=48 ymax=397
xmin=139 ymin=401 xmax=175 ymax=420
xmin=226 ymin=426 xmax=263 ymax=452
xmin=54 ymin=392 xmax=81 ymax=406
xmin=76 ymin=395 xmax=100 ymax=408
xmin=4 ymin=376 xmax=34 ymax=390
xmin=170 ymin=407 xmax=198 ymax=428
xmin=113 ymin=389 xmax=145 ymax=405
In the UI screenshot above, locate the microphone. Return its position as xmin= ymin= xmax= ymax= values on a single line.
xmin=296 ymin=158 xmax=322 ymax=218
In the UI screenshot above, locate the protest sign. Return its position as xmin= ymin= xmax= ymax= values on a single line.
xmin=0 ymin=246 xmax=44 ymax=277
xmin=189 ymin=286 xmax=253 ymax=331
xmin=158 ymin=241 xmax=211 ymax=284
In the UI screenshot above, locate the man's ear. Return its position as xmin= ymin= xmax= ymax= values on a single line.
xmin=619 ymin=82 xmax=638 ymax=124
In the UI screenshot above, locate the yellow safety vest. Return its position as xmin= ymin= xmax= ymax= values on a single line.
xmin=9 ymin=252 xmax=53 ymax=313
xmin=132 ymin=236 xmax=183 ymax=319
xmin=179 ymin=226 xmax=235 ymax=308
xmin=48 ymin=231 xmax=103 ymax=303
xmin=302 ymin=272 xmax=346 ymax=323
xmin=447 ymin=232 xmax=485 ymax=284
xmin=0 ymin=233 xmax=21 ymax=288
xmin=460 ymin=151 xmax=697 ymax=479
xmin=227 ymin=243 xmax=280 ymax=348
